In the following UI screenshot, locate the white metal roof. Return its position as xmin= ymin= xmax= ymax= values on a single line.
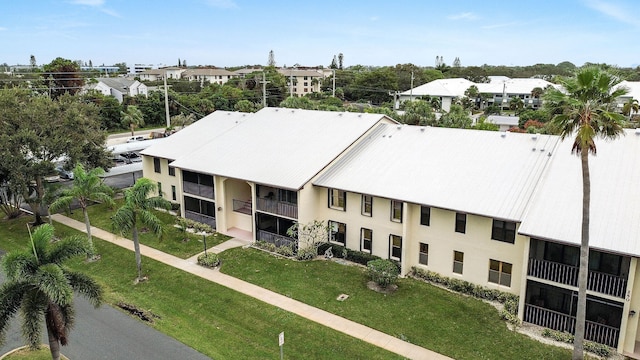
xmin=101 ymin=162 xmax=142 ymax=177
xmin=486 ymin=115 xmax=520 ymax=127
xmin=476 ymin=78 xmax=556 ymax=95
xmin=400 ymin=78 xmax=475 ymax=97
xmin=140 ymin=111 xmax=251 ymax=160
xmin=108 ymin=138 xmax=166 ymax=155
xmin=314 ymin=124 xmax=559 ymax=221
xmin=519 ymin=129 xmax=640 ymax=256
xmin=168 ymin=108 xmax=389 ymax=190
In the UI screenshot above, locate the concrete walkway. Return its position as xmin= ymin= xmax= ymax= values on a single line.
xmin=52 ymin=214 xmax=451 ymax=360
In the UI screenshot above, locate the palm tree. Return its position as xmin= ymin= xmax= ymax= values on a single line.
xmin=622 ymin=98 xmax=639 ymax=120
xmin=111 ymin=178 xmax=171 ymax=282
xmin=49 ymin=164 xmax=114 ymax=259
xmin=509 ymin=96 xmax=525 ymax=114
xmin=121 ymin=105 xmax=145 ymax=136
xmin=0 ymin=224 xmax=103 ymax=360
xmin=544 ymin=66 xmax=628 ymax=360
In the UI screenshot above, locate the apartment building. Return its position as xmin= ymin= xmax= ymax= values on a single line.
xmin=140 ymin=108 xmax=640 ymax=356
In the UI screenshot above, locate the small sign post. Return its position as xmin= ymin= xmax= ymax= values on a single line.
xmin=278 ymin=331 xmax=284 ymax=360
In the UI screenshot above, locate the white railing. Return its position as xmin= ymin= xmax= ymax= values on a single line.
xmin=524 ymin=304 xmax=619 ymax=348
xmin=528 ymin=258 xmax=626 ymax=298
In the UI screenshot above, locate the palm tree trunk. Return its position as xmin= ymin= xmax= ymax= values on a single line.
xmin=130 ymin=123 xmax=135 ymax=136
xmin=45 ymin=314 xmax=62 ymax=360
xmin=132 ymin=227 xmax=143 ymax=281
xmin=82 ymin=207 xmax=95 ymax=258
xmin=573 ymin=149 xmax=590 ymax=360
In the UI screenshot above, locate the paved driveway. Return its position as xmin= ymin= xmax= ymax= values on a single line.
xmin=0 ymin=254 xmax=211 ymax=360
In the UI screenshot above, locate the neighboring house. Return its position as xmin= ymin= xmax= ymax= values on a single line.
xmin=234 ymin=67 xmax=263 ymax=78
xmin=80 ymin=65 xmax=120 ymax=74
xmin=277 ymin=68 xmax=325 ymax=97
xmin=129 ymin=64 xmax=155 ymax=75
xmin=399 ymin=77 xmax=557 ymax=111
xmin=139 ymin=67 xmax=185 ymax=82
xmin=181 ymin=68 xmax=238 ymax=85
xmin=486 ymin=115 xmax=520 ymax=131
xmin=85 ymin=78 xmax=148 ymax=103
xmin=615 ymin=81 xmax=640 ymax=117
xmin=399 ymin=78 xmax=475 ymax=112
xmin=140 ymin=108 xmax=640 ymax=356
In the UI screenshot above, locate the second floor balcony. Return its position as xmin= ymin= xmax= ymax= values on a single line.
xmin=528 ymin=258 xmax=627 ymax=299
xmin=256 ymin=198 xmax=298 ymax=218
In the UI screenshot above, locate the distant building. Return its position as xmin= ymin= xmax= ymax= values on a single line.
xmin=277 ymin=68 xmax=325 ymax=97
xmin=80 ymin=66 xmax=120 ymax=74
xmin=84 ymin=77 xmax=148 ymax=103
xmin=182 ymin=68 xmax=238 ymax=85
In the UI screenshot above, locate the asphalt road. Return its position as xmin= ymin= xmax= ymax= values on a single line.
xmin=0 ymin=254 xmax=211 ymax=360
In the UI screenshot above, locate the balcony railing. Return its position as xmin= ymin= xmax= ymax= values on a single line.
xmin=233 ymin=199 xmax=252 ymax=215
xmin=183 ymin=181 xmax=214 ymax=199
xmin=524 ymin=304 xmax=619 ymax=348
xmin=256 ymin=198 xmax=298 ymax=218
xmin=185 ymin=211 xmax=216 ymax=229
xmin=257 ymin=230 xmax=297 ymax=249
xmin=528 ymin=258 xmax=627 ymax=298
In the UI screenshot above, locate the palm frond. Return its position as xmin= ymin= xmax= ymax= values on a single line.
xmin=139 ymin=209 xmax=164 ymax=237
xmin=48 ymin=235 xmax=89 ymax=264
xmin=34 ymin=264 xmax=73 ymax=306
xmin=1 ymin=251 xmax=38 ymax=281
xmin=0 ymin=281 xmax=29 ymax=344
xmin=20 ymin=290 xmax=46 ymax=349
xmin=31 ymin=224 xmax=55 ymax=260
xmin=111 ymin=205 xmax=134 ymax=233
xmin=64 ymin=270 xmax=103 ymax=307
xmin=48 ymin=195 xmax=75 ymax=214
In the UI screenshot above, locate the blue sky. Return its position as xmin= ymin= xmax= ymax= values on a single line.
xmin=1 ymin=0 xmax=639 ymax=69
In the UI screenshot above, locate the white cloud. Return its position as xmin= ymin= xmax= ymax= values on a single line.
xmin=447 ymin=12 xmax=477 ymax=20
xmin=204 ymin=0 xmax=238 ymax=9
xmin=585 ymin=0 xmax=640 ymax=26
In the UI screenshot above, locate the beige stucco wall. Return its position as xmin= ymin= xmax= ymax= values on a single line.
xmin=621 ymin=258 xmax=639 ymax=354
xmin=141 ymin=156 xmax=181 ymax=203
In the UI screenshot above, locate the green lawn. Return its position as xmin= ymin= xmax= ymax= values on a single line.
xmin=61 ymin=199 xmax=229 ymax=259
xmin=3 ymin=347 xmax=68 ymax=360
xmin=219 ymin=247 xmax=573 ymax=360
xmin=0 ymin=216 xmax=401 ymax=359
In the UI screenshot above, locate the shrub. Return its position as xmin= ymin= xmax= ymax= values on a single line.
xmin=275 ymin=245 xmax=294 ymax=257
xmin=411 ymin=267 xmax=518 ymax=307
xmin=540 ymin=328 xmax=612 ymax=358
xmin=296 ymin=246 xmax=318 ymax=261
xmin=345 ymin=249 xmax=380 ymax=266
xmin=197 ymin=253 xmax=220 ymax=268
xmin=367 ymin=259 xmax=399 ymax=288
xmin=317 ymin=243 xmax=346 ymax=258
xmin=170 ymin=202 xmax=181 ymax=212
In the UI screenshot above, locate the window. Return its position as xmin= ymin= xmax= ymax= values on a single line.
xmin=328 ymin=188 xmax=346 ymax=210
xmin=488 ymin=259 xmax=512 ymax=287
xmin=157 ymin=182 xmax=163 ymax=197
xmin=453 ymin=251 xmax=464 ymax=274
xmin=391 ymin=200 xmax=403 ymax=223
xmin=168 ymin=166 xmax=175 ymax=176
xmin=153 ymin=157 xmax=161 ymax=173
xmin=455 ymin=213 xmax=466 ymax=233
xmin=419 ymin=243 xmax=428 ymax=265
xmin=361 ymin=195 xmax=372 ymax=216
xmin=171 ymin=185 xmax=177 ymax=201
xmin=420 ymin=206 xmax=431 ymax=226
xmin=361 ymin=228 xmax=372 ymax=252
xmin=491 ymin=220 xmax=516 ymax=243
xmin=329 ymin=220 xmax=346 ymax=245
xmin=389 ymin=234 xmax=402 ymax=260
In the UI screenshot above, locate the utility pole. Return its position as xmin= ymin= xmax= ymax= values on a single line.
xmin=409 ymin=71 xmax=414 ymax=102
xmin=332 ymin=69 xmax=336 ymax=97
xmin=164 ymin=71 xmax=170 ymax=128
xmin=260 ymin=72 xmax=270 ymax=107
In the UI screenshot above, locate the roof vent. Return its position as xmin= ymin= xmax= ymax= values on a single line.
xmin=291 ymin=110 xmax=295 ymax=113
xmin=540 ymin=148 xmax=544 ymax=152
xmin=397 ymin=125 xmax=402 ymax=130
xmin=548 ymin=152 xmax=552 ymax=157
xmin=275 ymin=108 xmax=279 ymax=112
xmin=531 ymin=135 xmax=537 ymax=140
xmin=420 ymin=128 xmax=426 ymax=132
xmin=338 ymin=113 xmax=343 ymax=116
xmin=532 ymin=148 xmax=536 ymax=151
xmin=358 ymin=114 xmax=362 ymax=117
xmin=388 ymin=135 xmax=392 ymax=138
xmin=500 ymin=132 xmax=507 ymax=138
xmin=636 ymin=128 xmax=640 ymax=135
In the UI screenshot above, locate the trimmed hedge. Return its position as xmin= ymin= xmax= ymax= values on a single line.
xmin=540 ymin=328 xmax=612 ymax=358
xmin=367 ymin=259 xmax=399 ymax=288
xmin=317 ymin=243 xmax=382 ymax=267
xmin=197 ymin=253 xmax=220 ymax=268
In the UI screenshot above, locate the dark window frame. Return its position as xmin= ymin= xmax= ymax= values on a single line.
xmin=491 ymin=219 xmax=516 ymax=244
xmin=328 ymin=188 xmax=346 ymax=211
xmin=153 ymin=157 xmax=161 ymax=173
xmin=419 ymin=242 xmax=429 ymax=265
xmin=420 ymin=206 xmax=431 ymax=226
xmin=488 ymin=259 xmax=512 ymax=287
xmin=328 ymin=220 xmax=346 ymax=245
xmin=455 ymin=213 xmax=466 ymax=234
xmin=361 ymin=228 xmax=372 ymax=253
xmin=389 ymin=234 xmax=402 ymax=260
xmin=390 ymin=200 xmax=403 ymax=223
xmin=453 ymin=251 xmax=464 ymax=274
xmin=361 ymin=195 xmax=372 ymax=217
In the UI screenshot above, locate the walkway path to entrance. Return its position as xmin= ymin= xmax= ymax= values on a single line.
xmin=52 ymin=214 xmax=451 ymax=360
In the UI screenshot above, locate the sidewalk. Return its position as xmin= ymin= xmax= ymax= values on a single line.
xmin=52 ymin=214 xmax=451 ymax=360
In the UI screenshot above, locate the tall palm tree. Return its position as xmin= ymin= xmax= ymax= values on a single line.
xmin=111 ymin=178 xmax=171 ymax=282
xmin=544 ymin=66 xmax=628 ymax=360
xmin=121 ymin=105 xmax=145 ymax=136
xmin=49 ymin=164 xmax=114 ymax=259
xmin=0 ymin=224 xmax=103 ymax=360
xmin=509 ymin=96 xmax=525 ymax=114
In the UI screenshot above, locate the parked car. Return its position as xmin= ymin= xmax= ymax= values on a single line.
xmin=118 ymin=152 xmax=142 ymax=163
xmin=126 ymin=135 xmax=146 ymax=143
xmin=56 ymin=166 xmax=74 ymax=180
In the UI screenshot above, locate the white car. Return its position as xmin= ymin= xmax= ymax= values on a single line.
xmin=126 ymin=135 xmax=146 ymax=143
